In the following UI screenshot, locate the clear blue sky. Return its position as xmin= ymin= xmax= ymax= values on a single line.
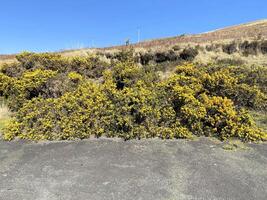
xmin=0 ymin=0 xmax=266 ymax=54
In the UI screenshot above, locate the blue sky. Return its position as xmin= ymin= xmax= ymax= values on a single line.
xmin=0 ymin=0 xmax=267 ymax=54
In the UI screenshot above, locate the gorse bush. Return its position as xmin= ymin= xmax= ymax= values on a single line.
xmin=0 ymin=52 xmax=266 ymax=141
xmin=0 ymin=52 xmax=111 ymax=111
xmin=0 ymin=69 xmax=57 ymax=111
xmin=200 ymin=65 xmax=267 ymax=111
xmin=1 ymin=52 xmax=109 ymax=78
xmin=4 ymin=82 xmax=113 ymax=140
xmin=226 ymin=65 xmax=267 ymax=94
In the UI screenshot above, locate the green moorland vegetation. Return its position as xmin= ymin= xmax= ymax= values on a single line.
xmin=0 ymin=50 xmax=266 ymax=141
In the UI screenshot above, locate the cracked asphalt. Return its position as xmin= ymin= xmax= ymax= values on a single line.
xmin=0 ymin=137 xmax=266 ymax=200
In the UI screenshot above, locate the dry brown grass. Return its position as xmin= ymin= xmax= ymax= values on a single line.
xmin=0 ymin=54 xmax=16 ymax=65
xmin=0 ymin=102 xmax=11 ymax=131
xmin=0 ymin=105 xmax=10 ymax=121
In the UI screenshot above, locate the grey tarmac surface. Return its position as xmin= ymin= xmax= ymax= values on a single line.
xmin=0 ymin=137 xmax=266 ymax=200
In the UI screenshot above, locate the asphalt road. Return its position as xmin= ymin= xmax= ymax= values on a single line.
xmin=0 ymin=137 xmax=266 ymax=200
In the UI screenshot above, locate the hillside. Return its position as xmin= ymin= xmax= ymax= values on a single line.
xmin=61 ymin=19 xmax=267 ymax=66
xmin=101 ymin=19 xmax=267 ymax=50
xmin=1 ymin=19 xmax=267 ymax=62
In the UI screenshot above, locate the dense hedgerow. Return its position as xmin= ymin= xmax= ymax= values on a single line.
xmin=0 ymin=52 xmax=266 ymax=141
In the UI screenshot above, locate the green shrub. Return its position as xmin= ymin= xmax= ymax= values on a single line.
xmin=179 ymin=48 xmax=198 ymax=61
xmin=239 ymin=41 xmax=259 ymax=56
xmin=154 ymin=52 xmax=169 ymax=63
xmin=111 ymin=49 xmax=135 ymax=62
xmin=222 ymin=42 xmax=237 ymax=54
xmin=260 ymin=40 xmax=267 ymax=54
xmin=172 ymin=45 xmax=181 ymax=51
xmin=138 ymin=52 xmax=154 ymax=65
